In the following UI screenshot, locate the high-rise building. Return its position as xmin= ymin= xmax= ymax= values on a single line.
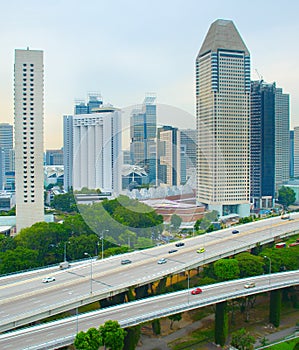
xmin=290 ymin=130 xmax=294 ymax=179
xmin=74 ymin=93 xmax=103 ymax=115
xmin=157 ymin=126 xmax=180 ymax=187
xmin=196 ymin=19 xmax=251 ymax=217
xmin=45 ymin=149 xmax=63 ymax=165
xmin=63 ymin=115 xmax=73 ymax=191
xmin=130 ymin=94 xmax=157 ymax=184
xmin=293 ymin=127 xmax=299 ymax=178
xmin=180 ymin=129 xmax=197 ymax=183
xmin=250 ymin=80 xmax=290 ymax=208
xmin=14 ymin=48 xmax=44 ymax=232
xmin=0 ymin=123 xmax=13 ymax=174
xmin=64 ymin=105 xmax=122 ymax=194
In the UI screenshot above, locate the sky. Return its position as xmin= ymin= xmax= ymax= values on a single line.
xmin=1 ymin=0 xmax=299 ymax=149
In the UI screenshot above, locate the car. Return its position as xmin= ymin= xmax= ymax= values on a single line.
xmin=168 ymin=249 xmax=178 ymax=254
xmin=244 ymin=282 xmax=255 ymax=289
xmin=175 ymin=242 xmax=185 ymax=247
xmin=232 ymin=229 xmax=239 ymax=234
xmin=42 ymin=276 xmax=55 ymax=283
xmin=121 ymin=259 xmax=132 ymax=265
xmin=157 ymin=258 xmax=167 ymax=264
xmin=197 ymin=247 xmax=205 ymax=253
xmin=191 ymin=287 xmax=202 ymax=295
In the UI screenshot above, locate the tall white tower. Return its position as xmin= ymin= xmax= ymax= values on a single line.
xmin=196 ymin=20 xmax=251 ymax=217
xmin=72 ymin=106 xmax=122 ymax=194
xmin=14 ymin=48 xmax=44 ymax=232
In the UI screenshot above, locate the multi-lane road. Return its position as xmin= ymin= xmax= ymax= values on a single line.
xmin=1 ymin=270 xmax=299 ymax=350
xmin=0 ymin=214 xmax=299 ymax=334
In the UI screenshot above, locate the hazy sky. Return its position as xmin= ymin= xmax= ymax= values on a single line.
xmin=1 ymin=0 xmax=299 ymax=149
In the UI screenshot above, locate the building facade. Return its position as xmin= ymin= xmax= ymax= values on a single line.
xmin=45 ymin=149 xmax=63 ymax=165
xmin=157 ymin=126 xmax=181 ymax=187
xmin=72 ymin=105 xmax=122 ymax=194
xmin=293 ymin=127 xmax=299 ymax=178
xmin=250 ymin=81 xmax=290 ymax=208
xmin=0 ymin=123 xmax=13 ymax=174
xmin=14 ymin=48 xmax=44 ymax=232
xmin=130 ymin=94 xmax=157 ymax=184
xmin=196 ymin=19 xmax=251 ymax=217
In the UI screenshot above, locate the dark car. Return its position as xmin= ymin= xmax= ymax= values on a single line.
xmin=121 ymin=259 xmax=132 ymax=265
xmin=191 ymin=287 xmax=202 ymax=295
xmin=232 ymin=230 xmax=239 ymax=234
xmin=175 ymin=242 xmax=185 ymax=247
xmin=168 ymin=249 xmax=178 ymax=254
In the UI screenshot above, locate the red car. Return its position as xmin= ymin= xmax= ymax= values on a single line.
xmin=191 ymin=287 xmax=202 ymax=295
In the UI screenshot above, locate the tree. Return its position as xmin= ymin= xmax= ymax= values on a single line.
xmin=170 ymin=214 xmax=182 ymax=231
xmin=235 ymin=252 xmax=264 ymax=277
xmin=231 ymin=328 xmax=255 ymax=350
xmin=213 ymin=258 xmax=240 ymax=281
xmin=51 ymin=192 xmax=77 ymax=212
xmin=168 ymin=313 xmax=182 ymax=329
xmin=278 ymin=186 xmax=296 ymax=208
xmin=99 ymin=320 xmax=126 ymax=350
xmin=74 ymin=327 xmax=102 ymax=350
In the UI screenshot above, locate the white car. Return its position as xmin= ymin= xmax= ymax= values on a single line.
xmin=42 ymin=276 xmax=56 ymax=283
xmin=157 ymin=258 xmax=167 ymax=264
xmin=244 ymin=282 xmax=255 ymax=289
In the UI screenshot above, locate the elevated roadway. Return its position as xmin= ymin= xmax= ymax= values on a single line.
xmin=0 ymin=214 xmax=299 ymax=333
xmin=0 ymin=270 xmax=298 ymax=350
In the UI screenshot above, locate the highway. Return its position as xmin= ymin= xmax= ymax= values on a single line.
xmin=0 ymin=214 xmax=299 ymax=333
xmin=0 ymin=270 xmax=298 ymax=350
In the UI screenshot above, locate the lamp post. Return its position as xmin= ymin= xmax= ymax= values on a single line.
xmin=84 ymin=252 xmax=92 ymax=294
xmin=101 ymin=230 xmax=109 ymax=260
xmin=63 ymin=241 xmax=69 ymax=262
xmin=264 ymin=255 xmax=271 ymax=285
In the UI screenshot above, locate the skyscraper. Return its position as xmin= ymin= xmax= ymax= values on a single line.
xmin=250 ymin=80 xmax=290 ymax=208
xmin=63 ymin=115 xmax=73 ymax=191
xmin=157 ymin=126 xmax=180 ymax=187
xmin=0 ymin=123 xmax=13 ymax=173
xmin=64 ymin=105 xmax=122 ymax=194
xmin=196 ymin=19 xmax=251 ymax=217
xmin=130 ymin=94 xmax=157 ymax=184
xmin=14 ymin=48 xmax=44 ymax=232
xmin=293 ymin=127 xmax=299 ymax=178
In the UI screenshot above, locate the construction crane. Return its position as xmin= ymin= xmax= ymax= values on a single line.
xmin=255 ymin=69 xmax=263 ymax=82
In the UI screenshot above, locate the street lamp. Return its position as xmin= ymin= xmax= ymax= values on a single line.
xmin=64 ymin=241 xmax=70 ymax=262
xmin=264 ymin=255 xmax=272 ymax=285
xmin=84 ymin=252 xmax=93 ymax=294
xmin=100 ymin=230 xmax=109 ymax=260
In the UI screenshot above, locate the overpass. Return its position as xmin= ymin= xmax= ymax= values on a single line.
xmin=0 ymin=270 xmax=298 ymax=349
xmin=0 ymin=215 xmax=299 ymax=333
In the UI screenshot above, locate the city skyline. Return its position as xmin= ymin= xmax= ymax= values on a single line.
xmin=1 ymin=0 xmax=299 ymax=149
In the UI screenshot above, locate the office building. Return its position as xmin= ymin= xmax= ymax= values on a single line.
xmin=250 ymin=80 xmax=290 ymax=208
xmin=45 ymin=149 xmax=63 ymax=165
xmin=14 ymin=48 xmax=44 ymax=232
xmin=290 ymin=130 xmax=294 ymax=179
xmin=293 ymin=127 xmax=299 ymax=178
xmin=72 ymin=105 xmax=122 ymax=194
xmin=0 ymin=123 xmax=13 ymax=174
xmin=63 ymin=115 xmax=73 ymax=191
xmin=157 ymin=126 xmax=180 ymax=187
xmin=130 ymin=94 xmax=157 ymax=184
xmin=74 ymin=93 xmax=103 ymax=115
xmin=196 ymin=19 xmax=251 ymax=217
